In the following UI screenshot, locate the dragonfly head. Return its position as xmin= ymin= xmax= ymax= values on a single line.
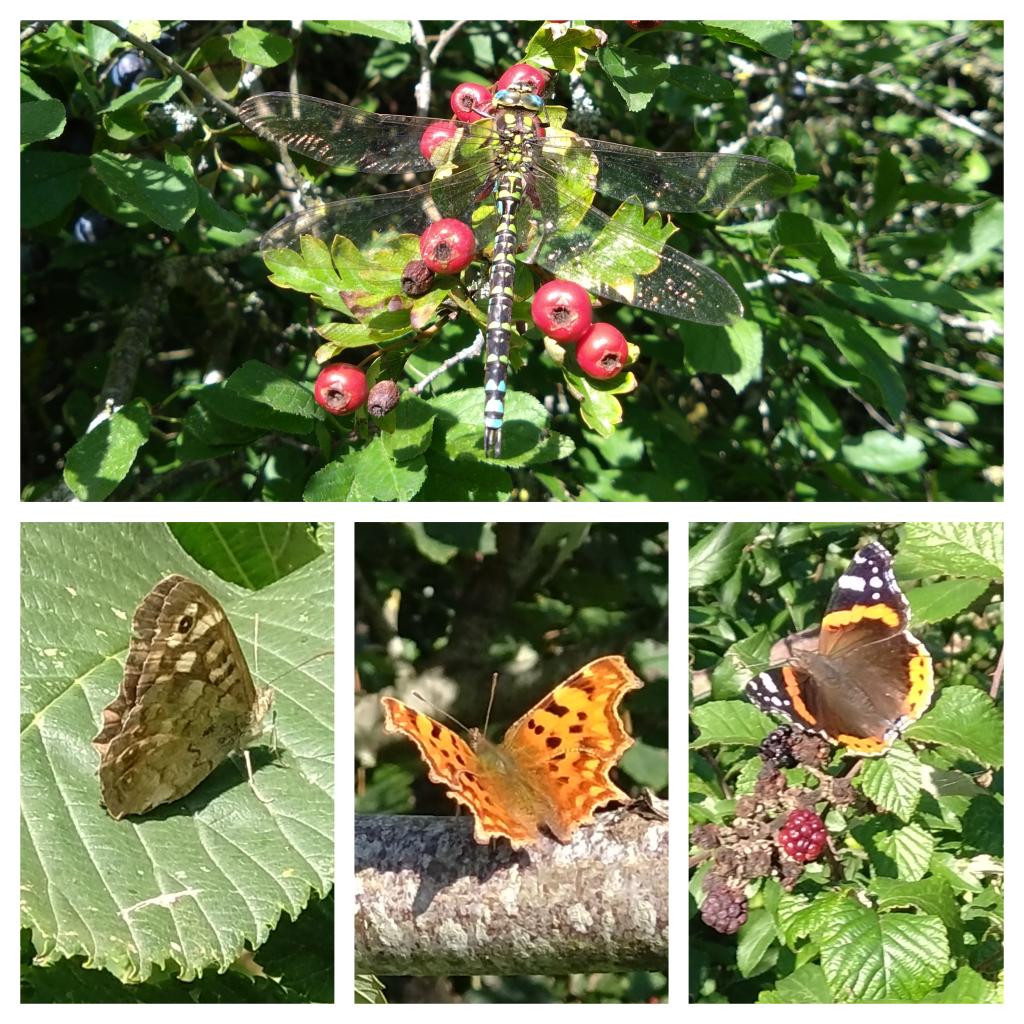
xmin=492 ymin=84 xmax=545 ymax=112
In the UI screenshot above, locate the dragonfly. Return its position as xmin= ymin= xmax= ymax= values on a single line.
xmin=238 ymin=83 xmax=792 ymax=457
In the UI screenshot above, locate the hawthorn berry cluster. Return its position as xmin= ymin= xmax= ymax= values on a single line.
xmin=312 ymin=61 xmax=639 ymax=425
xmin=531 ymin=280 xmax=631 ymax=379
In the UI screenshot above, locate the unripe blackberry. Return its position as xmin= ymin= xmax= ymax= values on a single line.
xmin=700 ymin=886 xmax=748 ymax=935
xmin=777 ymin=808 xmax=828 ymax=863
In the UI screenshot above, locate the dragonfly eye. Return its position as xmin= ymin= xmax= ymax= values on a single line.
xmin=494 ymin=86 xmax=544 ymax=111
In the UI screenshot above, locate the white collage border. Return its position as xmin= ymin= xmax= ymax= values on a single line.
xmin=8 ymin=0 xmax=1014 ymax=1017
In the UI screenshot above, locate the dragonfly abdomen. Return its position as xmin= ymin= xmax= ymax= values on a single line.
xmin=482 ymin=102 xmax=544 ymax=458
xmin=482 ymin=169 xmax=523 ymax=458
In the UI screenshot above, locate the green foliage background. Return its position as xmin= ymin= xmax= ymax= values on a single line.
xmin=357 ymin=522 xmax=668 ymax=1002
xmin=20 ymin=20 xmax=1003 ymax=501
xmin=20 ymin=522 xmax=334 ymax=1002
xmin=688 ymin=522 xmax=1003 ymax=1003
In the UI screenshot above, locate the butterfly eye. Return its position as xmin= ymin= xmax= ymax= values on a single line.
xmin=177 ymin=615 xmax=193 ymax=634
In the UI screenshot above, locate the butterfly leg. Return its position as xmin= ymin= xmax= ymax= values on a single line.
xmin=242 ymin=748 xmax=273 ymax=806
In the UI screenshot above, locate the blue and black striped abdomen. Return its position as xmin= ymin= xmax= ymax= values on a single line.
xmin=482 ymin=103 xmax=543 ymax=458
xmin=482 ymin=169 xmax=523 ymax=457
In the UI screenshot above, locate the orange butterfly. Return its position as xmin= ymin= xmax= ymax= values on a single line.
xmin=381 ymin=655 xmax=643 ymax=849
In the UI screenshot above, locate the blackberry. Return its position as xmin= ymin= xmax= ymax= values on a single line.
xmin=759 ymin=724 xmax=797 ymax=768
xmin=777 ymin=808 xmax=828 ymax=863
xmin=700 ymin=886 xmax=748 ymax=935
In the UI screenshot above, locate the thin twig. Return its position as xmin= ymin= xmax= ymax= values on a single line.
xmin=409 ymin=332 xmax=484 ymax=395
xmin=38 ymin=243 xmax=259 ymax=502
xmin=794 ymin=69 xmax=1002 ymax=149
xmin=990 ymin=646 xmax=1003 ymax=700
xmin=411 ymin=21 xmax=467 ymax=116
xmin=409 ymin=21 xmax=431 ymax=117
xmin=936 ymin=316 xmax=1004 ymax=344
xmin=430 ymin=22 xmax=468 ymax=67
xmin=91 ymin=21 xmax=238 ymax=120
xmin=21 ymin=21 xmax=48 ymax=42
xmin=917 ymin=360 xmax=1003 ymax=389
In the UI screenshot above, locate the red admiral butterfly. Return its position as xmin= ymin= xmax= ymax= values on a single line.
xmin=746 ymin=541 xmax=935 ymax=756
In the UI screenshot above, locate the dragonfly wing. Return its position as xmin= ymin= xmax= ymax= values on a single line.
xmin=239 ymin=92 xmax=462 ymax=174
xmin=529 ymin=163 xmax=744 ymax=325
xmin=260 ymin=163 xmax=493 ymax=253
xmin=537 ymin=137 xmax=792 ymax=212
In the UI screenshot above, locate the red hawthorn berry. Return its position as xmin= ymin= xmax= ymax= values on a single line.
xmin=777 ymin=808 xmax=828 ymax=863
xmin=493 ymin=63 xmax=550 ymax=97
xmin=576 ymin=323 xmax=629 ymax=379
xmin=419 ymin=219 xmax=476 ymax=274
xmin=419 ymin=121 xmax=458 ymax=163
xmin=531 ymin=279 xmax=593 ymax=343
xmin=314 ymin=364 xmax=367 ymax=416
xmin=626 ymin=20 xmax=665 ymax=30
xmin=450 ymin=82 xmax=491 ymax=122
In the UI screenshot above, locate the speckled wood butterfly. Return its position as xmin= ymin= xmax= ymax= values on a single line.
xmin=93 ymin=575 xmax=273 ymax=819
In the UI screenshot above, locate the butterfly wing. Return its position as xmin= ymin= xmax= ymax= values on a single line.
xmin=94 ymin=575 xmax=266 ymax=819
xmin=381 ymin=696 xmax=541 ymax=846
xmin=499 ymin=655 xmax=643 ymax=841
xmin=818 ymin=542 xmax=908 ymax=656
xmin=747 ymin=544 xmax=933 ymax=756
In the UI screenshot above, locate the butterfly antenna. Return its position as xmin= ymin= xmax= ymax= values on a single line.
xmin=264 ymin=649 xmax=333 ymax=687
xmin=484 ymin=672 xmax=499 ymax=736
xmin=411 ymin=690 xmax=471 ymax=733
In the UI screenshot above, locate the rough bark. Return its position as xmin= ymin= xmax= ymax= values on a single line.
xmin=355 ymin=808 xmax=667 ymax=976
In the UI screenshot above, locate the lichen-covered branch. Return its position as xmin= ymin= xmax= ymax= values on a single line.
xmin=356 ymin=810 xmax=667 ymax=976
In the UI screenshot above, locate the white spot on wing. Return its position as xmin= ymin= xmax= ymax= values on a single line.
xmin=837 ymin=574 xmax=867 ymax=591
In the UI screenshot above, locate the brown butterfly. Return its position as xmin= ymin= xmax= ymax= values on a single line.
xmin=93 ymin=575 xmax=273 ymax=819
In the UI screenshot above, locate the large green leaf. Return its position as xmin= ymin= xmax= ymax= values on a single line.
xmin=21 ymin=522 xmax=333 ymax=983
xmin=168 ymin=522 xmax=327 ymax=588
xmin=63 ymin=399 xmax=152 ymax=501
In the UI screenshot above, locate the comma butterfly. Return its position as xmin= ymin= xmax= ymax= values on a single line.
xmin=381 ymin=655 xmax=643 ymax=849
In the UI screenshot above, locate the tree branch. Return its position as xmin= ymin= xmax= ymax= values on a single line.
xmin=794 ymin=69 xmax=1003 ymax=149
xmin=38 ymin=244 xmax=258 ymax=502
xmin=356 ymin=809 xmax=667 ymax=975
